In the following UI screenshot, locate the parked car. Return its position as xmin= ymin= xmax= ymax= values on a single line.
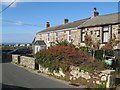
xmin=8 ymin=48 xmax=32 ymax=55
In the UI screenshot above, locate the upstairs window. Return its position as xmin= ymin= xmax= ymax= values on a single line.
xmin=40 ymin=34 xmax=42 ymax=40
xmin=95 ymin=30 xmax=100 ymax=37
xmin=90 ymin=31 xmax=93 ymax=35
xmin=102 ymin=26 xmax=109 ymax=43
xmin=68 ymin=30 xmax=71 ymax=41
xmin=81 ymin=29 xmax=86 ymax=42
xmin=47 ymin=33 xmax=50 ymax=41
xmin=118 ymin=25 xmax=120 ymax=34
xmin=56 ymin=32 xmax=58 ymax=41
xmin=118 ymin=29 xmax=120 ymax=34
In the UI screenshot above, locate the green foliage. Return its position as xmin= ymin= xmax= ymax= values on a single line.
xmin=56 ymin=39 xmax=75 ymax=48
xmin=94 ymin=50 xmax=104 ymax=60
xmin=84 ymin=34 xmax=93 ymax=47
xmin=35 ymin=45 xmax=90 ymax=73
xmin=105 ymin=50 xmax=114 ymax=56
xmin=79 ymin=65 xmax=96 ymax=71
xmin=95 ymin=84 xmax=106 ymax=89
xmin=50 ymin=42 xmax=55 ymax=48
xmin=116 ymin=59 xmax=120 ymax=73
xmin=79 ymin=46 xmax=88 ymax=53
xmin=103 ymin=33 xmax=119 ymax=50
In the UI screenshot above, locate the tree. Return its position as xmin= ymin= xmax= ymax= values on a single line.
xmin=93 ymin=40 xmax=100 ymax=50
xmin=84 ymin=34 xmax=93 ymax=48
xmin=103 ymin=33 xmax=119 ymax=50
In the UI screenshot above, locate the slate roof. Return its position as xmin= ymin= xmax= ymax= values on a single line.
xmin=32 ymin=37 xmax=35 ymax=44
xmin=34 ymin=40 xmax=46 ymax=45
xmin=37 ymin=18 xmax=90 ymax=33
xmin=37 ymin=12 xmax=120 ymax=34
xmin=78 ymin=12 xmax=120 ymax=28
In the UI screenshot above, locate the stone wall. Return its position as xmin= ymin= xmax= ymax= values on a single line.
xmin=69 ymin=66 xmax=115 ymax=88
xmin=35 ymin=24 xmax=119 ymax=49
xmin=11 ymin=54 xmax=116 ymax=88
xmin=20 ymin=56 xmax=35 ymax=69
xmin=12 ymin=54 xmax=20 ymax=64
xmin=12 ymin=55 xmax=35 ymax=70
xmin=38 ymin=64 xmax=115 ymax=88
xmin=38 ymin=64 xmax=65 ymax=77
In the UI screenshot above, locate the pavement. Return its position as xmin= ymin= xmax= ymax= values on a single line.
xmin=1 ymin=59 xmax=87 ymax=90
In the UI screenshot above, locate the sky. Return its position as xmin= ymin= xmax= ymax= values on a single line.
xmin=1 ymin=2 xmax=119 ymax=43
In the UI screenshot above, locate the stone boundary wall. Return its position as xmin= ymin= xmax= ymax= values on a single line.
xmin=12 ymin=54 xmax=20 ymax=64
xmin=20 ymin=56 xmax=35 ymax=69
xmin=38 ymin=65 xmax=115 ymax=88
xmin=12 ymin=54 xmax=35 ymax=69
xmin=11 ymin=54 xmax=115 ymax=88
xmin=69 ymin=66 xmax=115 ymax=88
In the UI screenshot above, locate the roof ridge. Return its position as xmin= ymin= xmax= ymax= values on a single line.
xmin=78 ymin=12 xmax=120 ymax=28
xmin=96 ymin=12 xmax=120 ymax=17
xmin=38 ymin=18 xmax=90 ymax=33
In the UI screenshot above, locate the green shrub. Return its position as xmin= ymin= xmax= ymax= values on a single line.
xmin=94 ymin=50 xmax=104 ymax=60
xmin=35 ymin=46 xmax=90 ymax=73
xmin=79 ymin=65 xmax=96 ymax=71
xmin=116 ymin=59 xmax=120 ymax=73
xmin=79 ymin=46 xmax=88 ymax=53
xmin=56 ymin=39 xmax=75 ymax=48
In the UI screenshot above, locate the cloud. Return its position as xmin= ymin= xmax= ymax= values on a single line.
xmin=1 ymin=0 xmax=21 ymax=8
xmin=15 ymin=21 xmax=23 ymax=26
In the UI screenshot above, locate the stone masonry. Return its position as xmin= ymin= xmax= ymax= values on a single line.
xmin=35 ymin=24 xmax=120 ymax=49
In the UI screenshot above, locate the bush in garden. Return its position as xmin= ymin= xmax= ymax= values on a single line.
xmin=56 ymin=39 xmax=75 ymax=48
xmin=84 ymin=34 xmax=93 ymax=47
xmin=94 ymin=50 xmax=104 ymax=60
xmin=79 ymin=46 xmax=88 ymax=53
xmin=35 ymin=45 xmax=90 ymax=73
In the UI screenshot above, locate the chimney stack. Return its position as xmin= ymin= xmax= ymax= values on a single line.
xmin=46 ymin=22 xmax=50 ymax=28
xmin=64 ymin=19 xmax=69 ymax=24
xmin=91 ymin=7 xmax=99 ymax=18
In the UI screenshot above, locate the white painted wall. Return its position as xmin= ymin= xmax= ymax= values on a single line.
xmin=34 ymin=45 xmax=46 ymax=54
xmin=35 ymin=45 xmax=40 ymax=54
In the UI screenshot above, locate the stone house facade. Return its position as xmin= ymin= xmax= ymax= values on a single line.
xmin=33 ymin=8 xmax=120 ymax=53
xmin=78 ymin=12 xmax=120 ymax=49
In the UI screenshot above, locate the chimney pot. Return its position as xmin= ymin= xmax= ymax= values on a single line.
xmin=46 ymin=22 xmax=50 ymax=28
xmin=64 ymin=19 xmax=69 ymax=24
xmin=92 ymin=7 xmax=99 ymax=18
xmin=94 ymin=7 xmax=97 ymax=11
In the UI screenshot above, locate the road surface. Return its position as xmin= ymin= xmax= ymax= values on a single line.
xmin=2 ymin=59 xmax=75 ymax=89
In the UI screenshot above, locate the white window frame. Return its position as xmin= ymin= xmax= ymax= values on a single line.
xmin=68 ymin=30 xmax=71 ymax=41
xmin=40 ymin=34 xmax=42 ymax=40
xmin=56 ymin=32 xmax=58 ymax=41
xmin=47 ymin=33 xmax=50 ymax=42
xmin=81 ymin=29 xmax=85 ymax=42
xmin=102 ymin=26 xmax=109 ymax=43
xmin=95 ymin=30 xmax=100 ymax=37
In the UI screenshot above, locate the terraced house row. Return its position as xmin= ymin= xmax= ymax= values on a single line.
xmin=32 ymin=8 xmax=120 ymax=54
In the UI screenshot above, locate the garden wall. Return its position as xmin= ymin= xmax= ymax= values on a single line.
xmin=11 ymin=54 xmax=116 ymax=88
xmin=69 ymin=66 xmax=115 ymax=88
xmin=38 ymin=64 xmax=115 ymax=88
xmin=12 ymin=54 xmax=35 ymax=69
xmin=20 ymin=56 xmax=35 ymax=69
xmin=12 ymin=54 xmax=20 ymax=64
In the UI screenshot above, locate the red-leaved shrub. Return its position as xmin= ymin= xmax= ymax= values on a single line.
xmin=37 ymin=46 xmax=88 ymax=66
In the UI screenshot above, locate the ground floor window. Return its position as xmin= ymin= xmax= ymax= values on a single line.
xmin=68 ymin=30 xmax=72 ymax=41
xmin=47 ymin=33 xmax=50 ymax=41
xmin=81 ymin=29 xmax=85 ymax=42
xmin=102 ymin=26 xmax=109 ymax=43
